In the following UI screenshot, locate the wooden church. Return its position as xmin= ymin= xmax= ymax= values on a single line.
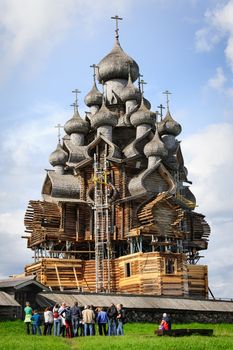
xmin=23 ymin=17 xmax=210 ymax=298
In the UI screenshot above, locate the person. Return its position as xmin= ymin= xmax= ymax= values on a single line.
xmin=31 ymin=310 xmax=42 ymax=335
xmin=71 ymin=301 xmax=82 ymax=337
xmin=107 ymin=303 xmax=117 ymax=335
xmin=97 ymin=307 xmax=108 ymax=336
xmin=24 ymin=301 xmax=33 ymax=335
xmin=159 ymin=313 xmax=171 ymax=331
xmin=90 ymin=305 xmax=97 ymax=335
xmin=116 ymin=304 xmax=125 ymax=336
xmin=79 ymin=317 xmax=84 ymax=337
xmin=64 ymin=306 xmax=73 ymax=338
xmin=82 ymin=305 xmax=95 ymax=336
xmin=53 ymin=303 xmax=61 ymax=336
xmin=43 ymin=306 xmax=54 ymax=335
xmin=58 ymin=302 xmax=67 ymax=337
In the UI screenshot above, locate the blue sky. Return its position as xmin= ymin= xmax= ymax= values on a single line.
xmin=0 ymin=0 xmax=233 ymax=298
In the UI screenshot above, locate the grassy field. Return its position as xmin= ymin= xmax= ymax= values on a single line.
xmin=0 ymin=321 xmax=233 ymax=350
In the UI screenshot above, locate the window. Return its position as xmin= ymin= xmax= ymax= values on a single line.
xmin=165 ymin=258 xmax=176 ymax=274
xmin=125 ymin=262 xmax=131 ymax=277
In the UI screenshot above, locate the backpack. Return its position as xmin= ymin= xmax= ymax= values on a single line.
xmin=53 ymin=311 xmax=59 ymax=318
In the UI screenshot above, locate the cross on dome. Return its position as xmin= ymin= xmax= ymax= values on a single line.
xmin=54 ymin=123 xmax=64 ymax=144
xmin=72 ymin=89 xmax=81 ymax=110
xmin=163 ymin=90 xmax=172 ymax=111
xmin=70 ymin=102 xmax=76 ymax=113
xmin=90 ymin=64 xmax=98 ymax=82
xmin=157 ymin=103 xmax=165 ymax=120
xmin=111 ymin=15 xmax=123 ymax=39
xmin=138 ymin=73 xmax=143 ymax=92
xmin=140 ymin=79 xmax=147 ymax=96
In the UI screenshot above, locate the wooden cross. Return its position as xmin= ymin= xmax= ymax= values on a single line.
xmin=70 ymin=102 xmax=76 ymax=113
xmin=140 ymin=79 xmax=147 ymax=95
xmin=138 ymin=73 xmax=143 ymax=91
xmin=90 ymin=64 xmax=98 ymax=82
xmin=55 ymin=123 xmax=64 ymax=143
xmin=111 ymin=15 xmax=123 ymax=38
xmin=163 ymin=90 xmax=172 ymax=110
xmin=157 ymin=103 xmax=165 ymax=120
xmin=72 ymin=88 xmax=81 ymax=108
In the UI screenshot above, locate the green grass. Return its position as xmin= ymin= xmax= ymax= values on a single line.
xmin=0 ymin=321 xmax=233 ymax=350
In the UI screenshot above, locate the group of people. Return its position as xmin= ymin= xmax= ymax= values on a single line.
xmin=24 ymin=301 xmax=126 ymax=337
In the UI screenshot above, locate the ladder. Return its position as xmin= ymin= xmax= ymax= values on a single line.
xmin=93 ymin=150 xmax=111 ymax=292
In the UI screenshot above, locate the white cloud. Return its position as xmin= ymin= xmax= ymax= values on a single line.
xmin=207 ymin=66 xmax=227 ymax=90
xmin=182 ymin=122 xmax=233 ymax=297
xmin=0 ymin=101 xmax=68 ymax=277
xmin=0 ymin=210 xmax=31 ymax=278
xmin=0 ymin=0 xmax=133 ymax=82
xmin=195 ymin=0 xmax=233 ymax=71
xmin=0 ymin=102 xmax=67 ymax=214
xmin=195 ymin=27 xmax=221 ymax=52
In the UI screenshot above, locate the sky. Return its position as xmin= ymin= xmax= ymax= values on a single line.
xmin=0 ymin=0 xmax=233 ymax=299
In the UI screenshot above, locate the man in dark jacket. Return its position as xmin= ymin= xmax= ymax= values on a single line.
xmin=107 ymin=303 xmax=117 ymax=335
xmin=71 ymin=301 xmax=82 ymax=337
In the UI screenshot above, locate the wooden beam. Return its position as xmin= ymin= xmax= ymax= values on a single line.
xmin=54 ymin=264 xmax=63 ymax=291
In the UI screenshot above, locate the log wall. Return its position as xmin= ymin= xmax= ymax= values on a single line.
xmin=25 ymin=253 xmax=208 ymax=297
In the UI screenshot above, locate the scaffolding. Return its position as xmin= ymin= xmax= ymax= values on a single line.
xmin=93 ymin=148 xmax=111 ymax=292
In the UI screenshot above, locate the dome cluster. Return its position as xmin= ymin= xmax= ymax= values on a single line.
xmin=49 ymin=28 xmax=183 ymax=173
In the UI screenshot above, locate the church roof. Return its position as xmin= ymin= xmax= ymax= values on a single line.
xmin=84 ymin=81 xmax=103 ymax=107
xmin=130 ymin=99 xmax=156 ymax=127
xmin=144 ymin=128 xmax=168 ymax=158
xmin=64 ymin=109 xmax=89 ymax=135
xmin=96 ymin=38 xmax=139 ymax=83
xmin=158 ymin=110 xmax=182 ymax=136
xmin=49 ymin=143 xmax=68 ymax=167
xmin=90 ymin=100 xmax=118 ymax=129
xmin=121 ymin=72 xmax=141 ymax=103
xmin=42 ymin=171 xmax=80 ymax=199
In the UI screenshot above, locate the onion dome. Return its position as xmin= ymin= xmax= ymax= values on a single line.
xmin=144 ymin=128 xmax=168 ymax=158
xmin=64 ymin=109 xmax=89 ymax=135
xmin=121 ymin=73 xmax=141 ymax=103
xmin=49 ymin=143 xmax=68 ymax=166
xmin=158 ymin=110 xmax=182 ymax=136
xmin=97 ymin=39 xmax=139 ymax=83
xmin=84 ymin=82 xmax=103 ymax=107
xmin=130 ymin=99 xmax=156 ymax=127
xmin=143 ymin=97 xmax=151 ymax=110
xmin=91 ymin=99 xmax=118 ymax=129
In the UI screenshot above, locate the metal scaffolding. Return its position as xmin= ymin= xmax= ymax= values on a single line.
xmin=93 ymin=148 xmax=111 ymax=292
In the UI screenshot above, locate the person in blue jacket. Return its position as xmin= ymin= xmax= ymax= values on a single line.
xmin=31 ymin=310 xmax=42 ymax=335
xmin=97 ymin=307 xmax=108 ymax=336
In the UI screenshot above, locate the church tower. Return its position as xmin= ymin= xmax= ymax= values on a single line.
xmin=24 ymin=17 xmax=210 ymax=297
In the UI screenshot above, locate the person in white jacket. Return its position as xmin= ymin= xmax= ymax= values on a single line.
xmin=43 ymin=307 xmax=54 ymax=335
